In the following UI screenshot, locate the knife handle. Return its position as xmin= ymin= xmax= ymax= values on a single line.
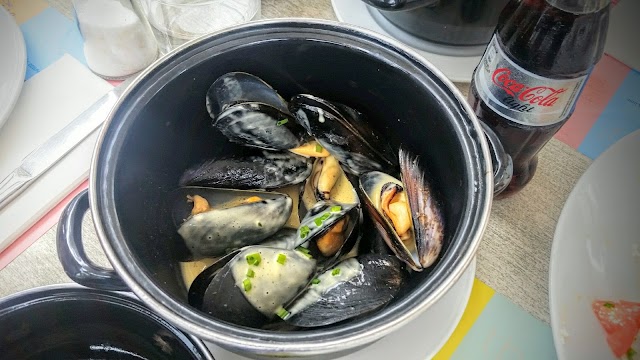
xmin=0 ymin=168 xmax=31 ymax=211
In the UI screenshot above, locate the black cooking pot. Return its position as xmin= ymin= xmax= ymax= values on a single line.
xmin=56 ymin=19 xmax=509 ymax=359
xmin=363 ymin=0 xmax=510 ymax=48
xmin=0 ymin=285 xmax=213 ymax=359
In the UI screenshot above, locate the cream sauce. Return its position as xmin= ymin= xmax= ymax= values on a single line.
xmin=179 ymin=258 xmax=217 ymax=289
xmin=285 ymin=257 xmax=363 ymax=317
xmin=230 ymin=247 xmax=317 ymax=317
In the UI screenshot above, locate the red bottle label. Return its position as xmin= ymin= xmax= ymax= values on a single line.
xmin=474 ymin=35 xmax=588 ymax=126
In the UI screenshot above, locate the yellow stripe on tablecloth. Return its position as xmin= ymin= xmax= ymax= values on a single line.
xmin=1 ymin=0 xmax=48 ymax=24
xmin=432 ymin=278 xmax=495 ymax=359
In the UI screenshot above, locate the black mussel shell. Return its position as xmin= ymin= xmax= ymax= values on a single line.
xmin=206 ymin=72 xmax=289 ymax=116
xmin=214 ymin=102 xmax=308 ymax=151
xmin=179 ymin=151 xmax=313 ymax=190
xmin=289 ymin=94 xmax=398 ymax=175
xmin=282 ymin=254 xmax=406 ymax=327
xmin=170 ymin=187 xmax=292 ymax=257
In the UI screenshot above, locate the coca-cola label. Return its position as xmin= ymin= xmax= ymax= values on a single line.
xmin=474 ymin=35 xmax=588 ymax=126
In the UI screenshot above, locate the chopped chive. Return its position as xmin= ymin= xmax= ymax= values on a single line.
xmin=331 ymin=268 xmax=341 ymax=276
xmin=311 ymin=278 xmax=321 ymax=285
xmin=276 ymin=308 xmax=289 ymax=320
xmin=246 ymin=269 xmax=255 ymax=278
xmin=627 ymin=348 xmax=637 ymax=360
xmin=330 ymin=205 xmax=342 ymax=213
xmin=300 ymin=225 xmax=310 ymax=239
xmin=314 ymin=218 xmax=323 ymax=226
xmin=315 ymin=143 xmax=323 ymax=153
xmin=296 ymin=246 xmax=313 ymax=259
xmin=276 ymin=119 xmax=288 ymax=126
xmin=246 ymin=253 xmax=262 ymax=266
xmin=604 ymin=302 xmax=615 ymax=309
xmin=242 ymin=279 xmax=252 ymax=292
xmin=277 ymin=253 xmax=287 ymax=265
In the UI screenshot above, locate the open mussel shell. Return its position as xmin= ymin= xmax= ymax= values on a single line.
xmin=179 ymin=150 xmax=313 ymax=190
xmin=359 ymin=149 xmax=444 ymax=271
xmin=294 ymin=200 xmax=361 ymax=272
xmin=206 ymin=72 xmax=290 ymax=116
xmin=289 ymin=94 xmax=397 ymax=175
xmin=214 ymin=102 xmax=308 ymax=151
xmin=171 ymin=186 xmax=293 ymax=257
xmin=189 ymin=245 xmax=317 ymax=328
xmin=281 ymin=253 xmax=406 ymax=327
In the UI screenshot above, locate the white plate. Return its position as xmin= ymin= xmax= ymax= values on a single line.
xmin=0 ymin=6 xmax=26 ymax=131
xmin=331 ymin=0 xmax=481 ymax=83
xmin=205 ymin=257 xmax=476 ymax=360
xmin=549 ymin=130 xmax=640 ymax=360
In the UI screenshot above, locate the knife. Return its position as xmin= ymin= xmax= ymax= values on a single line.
xmin=0 ymin=77 xmax=134 ymax=211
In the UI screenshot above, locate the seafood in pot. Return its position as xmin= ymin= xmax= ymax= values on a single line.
xmin=359 ymin=148 xmax=444 ymax=271
xmin=289 ymin=94 xmax=397 ymax=175
xmin=172 ymin=71 xmax=447 ymax=330
xmin=179 ymin=151 xmax=312 ymax=190
xmin=171 ymin=187 xmax=292 ymax=257
xmin=207 ymin=72 xmax=309 ymax=151
xmin=281 ymin=253 xmax=406 ymax=327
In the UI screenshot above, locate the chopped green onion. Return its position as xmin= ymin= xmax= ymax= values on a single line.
xmin=627 ymin=348 xmax=637 ymax=360
xmin=319 ymin=213 xmax=331 ymax=221
xmin=246 ymin=269 xmax=255 ymax=278
xmin=315 ymin=143 xmax=323 ymax=153
xmin=246 ymin=253 xmax=262 ymax=266
xmin=330 ymin=205 xmax=342 ymax=213
xmin=331 ymin=268 xmax=341 ymax=276
xmin=604 ymin=302 xmax=615 ymax=309
xmin=276 ymin=308 xmax=290 ymax=320
xmin=276 ymin=119 xmax=288 ymax=126
xmin=300 ymin=225 xmax=310 ymax=239
xmin=296 ymin=246 xmax=313 ymax=259
xmin=242 ymin=279 xmax=252 ymax=292
xmin=314 ymin=218 xmax=323 ymax=226
xmin=277 ymin=253 xmax=287 ymax=265
xmin=311 ymin=278 xmax=321 ymax=285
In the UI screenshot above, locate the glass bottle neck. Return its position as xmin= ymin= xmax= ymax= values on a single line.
xmin=546 ymin=0 xmax=610 ymax=13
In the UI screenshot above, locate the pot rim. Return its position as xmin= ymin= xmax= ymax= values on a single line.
xmin=0 ymin=283 xmax=214 ymax=360
xmin=89 ymin=18 xmax=493 ymax=355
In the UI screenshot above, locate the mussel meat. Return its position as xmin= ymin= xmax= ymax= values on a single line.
xmin=359 ymin=148 xmax=444 ymax=271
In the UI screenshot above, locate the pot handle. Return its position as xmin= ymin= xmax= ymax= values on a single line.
xmin=56 ymin=189 xmax=129 ymax=291
xmin=361 ymin=0 xmax=440 ymax=11
xmin=479 ymin=122 xmax=513 ymax=196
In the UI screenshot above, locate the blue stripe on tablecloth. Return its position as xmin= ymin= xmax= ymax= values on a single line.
xmin=19 ymin=7 xmax=86 ymax=80
xmin=578 ymin=69 xmax=640 ymax=159
xmin=449 ymin=293 xmax=557 ymax=360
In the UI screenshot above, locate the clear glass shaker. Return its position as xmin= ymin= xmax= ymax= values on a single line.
xmin=72 ymin=0 xmax=159 ymax=79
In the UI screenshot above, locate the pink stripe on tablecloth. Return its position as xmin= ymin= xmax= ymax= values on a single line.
xmin=555 ymin=54 xmax=631 ymax=149
xmin=0 ymin=179 xmax=89 ymax=269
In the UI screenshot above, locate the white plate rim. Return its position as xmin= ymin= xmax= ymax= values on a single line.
xmin=549 ymin=130 xmax=640 ymax=360
xmin=0 ymin=5 xmax=26 ymax=131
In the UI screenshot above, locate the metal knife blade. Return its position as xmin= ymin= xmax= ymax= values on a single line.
xmin=0 ymin=77 xmax=134 ymax=210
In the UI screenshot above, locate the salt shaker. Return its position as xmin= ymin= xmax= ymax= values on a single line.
xmin=72 ymin=0 xmax=158 ymax=79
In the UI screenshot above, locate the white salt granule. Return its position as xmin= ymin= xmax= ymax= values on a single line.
xmin=74 ymin=0 xmax=157 ymax=79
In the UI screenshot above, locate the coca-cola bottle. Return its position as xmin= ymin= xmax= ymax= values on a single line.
xmin=468 ymin=0 xmax=610 ymax=199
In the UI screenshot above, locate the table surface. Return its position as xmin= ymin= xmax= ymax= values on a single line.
xmin=0 ymin=0 xmax=620 ymax=358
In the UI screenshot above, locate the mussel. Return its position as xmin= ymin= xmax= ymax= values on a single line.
xmin=359 ymin=148 xmax=444 ymax=271
xmin=179 ymin=151 xmax=313 ymax=190
xmin=171 ymin=187 xmax=293 ymax=257
xmin=189 ymin=245 xmax=317 ymax=328
xmin=289 ymin=94 xmax=397 ymax=175
xmin=207 ymin=72 xmax=308 ymax=151
xmin=281 ymin=253 xmax=406 ymax=327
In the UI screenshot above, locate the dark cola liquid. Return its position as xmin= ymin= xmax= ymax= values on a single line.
xmin=468 ymin=0 xmax=609 ymax=198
